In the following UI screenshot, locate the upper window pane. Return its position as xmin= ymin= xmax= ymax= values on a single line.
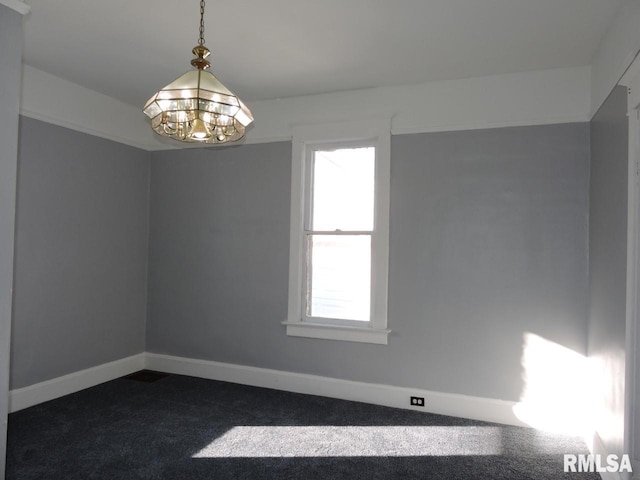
xmin=311 ymin=147 xmax=375 ymax=231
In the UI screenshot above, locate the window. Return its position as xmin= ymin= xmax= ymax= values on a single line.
xmin=283 ymin=119 xmax=391 ymax=344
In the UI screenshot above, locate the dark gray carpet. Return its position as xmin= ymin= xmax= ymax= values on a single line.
xmin=7 ymin=373 xmax=599 ymax=479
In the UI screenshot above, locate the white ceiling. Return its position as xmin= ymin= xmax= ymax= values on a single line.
xmin=21 ymin=0 xmax=622 ymax=109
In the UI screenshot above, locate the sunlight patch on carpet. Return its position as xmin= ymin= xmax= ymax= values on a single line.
xmin=192 ymin=426 xmax=504 ymax=458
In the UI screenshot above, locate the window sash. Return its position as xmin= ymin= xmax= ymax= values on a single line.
xmin=303 ymin=144 xmax=375 ymax=326
xmin=303 ymin=231 xmax=373 ymax=324
xmin=303 ymin=141 xmax=378 ymax=232
xmin=308 ymin=147 xmax=376 ymax=232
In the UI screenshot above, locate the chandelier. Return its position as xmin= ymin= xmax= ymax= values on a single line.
xmin=143 ymin=0 xmax=254 ymax=144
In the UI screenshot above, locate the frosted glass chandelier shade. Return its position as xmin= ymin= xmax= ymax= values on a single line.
xmin=143 ymin=64 xmax=253 ymax=144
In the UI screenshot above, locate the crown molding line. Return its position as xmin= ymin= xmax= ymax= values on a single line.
xmin=20 ymin=107 xmax=161 ymax=152
xmin=20 ymin=65 xmax=162 ymax=151
xmin=249 ymin=66 xmax=591 ymax=139
xmin=20 ymin=65 xmax=591 ymax=152
xmin=620 ymin=52 xmax=640 ymax=110
xmin=590 ymin=0 xmax=640 ymax=118
xmin=0 ymin=0 xmax=30 ymax=14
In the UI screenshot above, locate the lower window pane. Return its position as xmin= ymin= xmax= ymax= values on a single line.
xmin=308 ymin=235 xmax=371 ymax=321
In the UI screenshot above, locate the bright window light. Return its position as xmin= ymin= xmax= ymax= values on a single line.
xmin=308 ymin=235 xmax=371 ymax=320
xmin=312 ymin=148 xmax=375 ymax=231
xmin=306 ymin=147 xmax=375 ymax=322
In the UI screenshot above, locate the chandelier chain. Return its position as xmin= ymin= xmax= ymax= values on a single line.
xmin=198 ymin=0 xmax=205 ymax=46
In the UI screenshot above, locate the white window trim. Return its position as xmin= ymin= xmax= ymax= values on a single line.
xmin=283 ymin=118 xmax=391 ymax=345
xmin=620 ymin=53 xmax=640 ymax=475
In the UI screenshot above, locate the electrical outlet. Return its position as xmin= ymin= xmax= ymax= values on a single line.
xmin=410 ymin=396 xmax=425 ymax=407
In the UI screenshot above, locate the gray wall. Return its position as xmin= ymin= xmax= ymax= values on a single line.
xmin=0 ymin=5 xmax=24 ymax=476
xmin=10 ymin=117 xmax=150 ymax=389
xmin=588 ymin=86 xmax=629 ymax=460
xmin=147 ymin=123 xmax=590 ymax=402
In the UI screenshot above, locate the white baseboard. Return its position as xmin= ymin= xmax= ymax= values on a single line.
xmin=9 ymin=353 xmax=145 ymax=413
xmin=589 ymin=431 xmax=627 ymax=480
xmin=8 ymin=351 xmax=529 ymax=429
xmin=145 ymin=352 xmax=527 ymax=428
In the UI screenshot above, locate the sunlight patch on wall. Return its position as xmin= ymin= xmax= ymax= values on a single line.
xmin=192 ymin=426 xmax=504 ymax=458
xmin=588 ymin=352 xmax=626 ymax=452
xmin=513 ymin=332 xmax=592 ymax=436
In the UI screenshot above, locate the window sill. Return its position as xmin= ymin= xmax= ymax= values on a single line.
xmin=282 ymin=321 xmax=390 ymax=345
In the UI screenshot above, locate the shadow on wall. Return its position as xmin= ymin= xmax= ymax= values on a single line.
xmin=513 ymin=332 xmax=593 ymax=437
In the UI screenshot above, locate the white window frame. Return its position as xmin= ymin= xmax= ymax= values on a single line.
xmin=620 ymin=54 xmax=640 ymax=476
xmin=283 ymin=118 xmax=391 ymax=344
